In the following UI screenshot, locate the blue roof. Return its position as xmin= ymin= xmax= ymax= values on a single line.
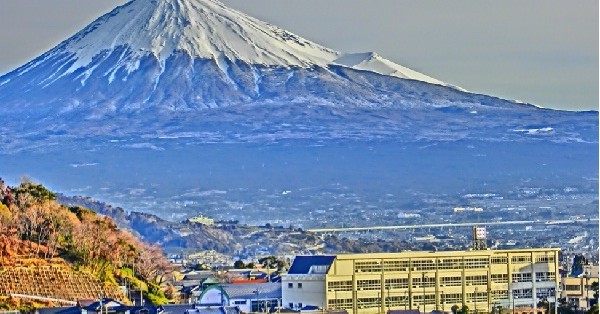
xmin=287 ymin=256 xmax=335 ymax=275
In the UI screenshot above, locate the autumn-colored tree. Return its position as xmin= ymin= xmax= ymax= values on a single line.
xmin=0 ymin=180 xmax=172 ymax=304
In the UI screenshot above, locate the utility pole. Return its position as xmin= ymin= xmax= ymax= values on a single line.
xmin=554 ymin=251 xmax=559 ymax=314
xmin=386 ymin=284 xmax=390 ymax=313
xmin=423 ymin=273 xmax=426 ymax=313
xmin=441 ymin=291 xmax=445 ymax=313
xmin=512 ymin=290 xmax=515 ymax=314
xmin=254 ymin=288 xmax=260 ymax=312
xmin=584 ymin=270 xmax=590 ymax=311
xmin=475 ymin=287 xmax=478 ymax=314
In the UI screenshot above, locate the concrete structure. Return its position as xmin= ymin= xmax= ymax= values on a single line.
xmin=283 ymin=256 xmax=335 ymax=311
xmin=197 ymin=282 xmax=281 ymax=313
xmin=283 ymin=249 xmax=560 ymax=314
xmin=561 ymin=264 xmax=599 ymax=311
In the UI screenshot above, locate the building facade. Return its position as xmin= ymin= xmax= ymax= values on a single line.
xmin=561 ymin=265 xmax=599 ymax=311
xmin=283 ymin=248 xmax=559 ymax=314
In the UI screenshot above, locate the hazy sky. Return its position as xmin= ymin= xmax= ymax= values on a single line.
xmin=0 ymin=0 xmax=597 ymax=111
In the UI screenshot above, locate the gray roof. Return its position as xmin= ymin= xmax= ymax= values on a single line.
xmin=217 ymin=283 xmax=281 ymax=300
xmin=161 ymin=304 xmax=196 ymax=314
xmin=192 ymin=307 xmax=240 ymax=314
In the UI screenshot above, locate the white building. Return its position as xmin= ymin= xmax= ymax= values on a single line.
xmin=197 ymin=282 xmax=281 ymax=313
xmin=282 ymin=256 xmax=336 ymax=311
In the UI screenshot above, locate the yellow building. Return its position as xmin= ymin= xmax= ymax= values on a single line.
xmin=561 ymin=265 xmax=599 ymax=311
xmin=283 ymin=248 xmax=559 ymax=314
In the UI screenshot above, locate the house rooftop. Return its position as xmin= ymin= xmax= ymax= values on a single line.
xmin=287 ymin=256 xmax=335 ymax=275
xmin=209 ymin=282 xmax=282 ymax=300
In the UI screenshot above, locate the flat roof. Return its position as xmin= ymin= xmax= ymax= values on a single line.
xmin=333 ymin=248 xmax=560 ymax=260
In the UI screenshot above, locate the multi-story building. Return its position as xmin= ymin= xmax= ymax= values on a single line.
xmin=283 ymin=248 xmax=559 ymax=314
xmin=561 ymin=264 xmax=599 ymax=311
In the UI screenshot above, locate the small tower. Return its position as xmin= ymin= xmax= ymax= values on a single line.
xmin=471 ymin=226 xmax=487 ymax=250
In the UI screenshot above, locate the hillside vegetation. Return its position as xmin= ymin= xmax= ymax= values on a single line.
xmin=0 ymin=178 xmax=171 ymax=311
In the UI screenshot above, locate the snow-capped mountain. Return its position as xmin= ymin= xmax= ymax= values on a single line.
xmin=0 ymin=0 xmax=596 ymax=224
xmin=0 ymin=0 xmax=596 ymax=150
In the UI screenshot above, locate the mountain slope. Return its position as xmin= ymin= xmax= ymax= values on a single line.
xmin=0 ymin=0 xmax=596 ymax=151
xmin=0 ymin=0 xmax=596 ymax=229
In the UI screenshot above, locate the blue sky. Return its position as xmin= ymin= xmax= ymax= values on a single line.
xmin=0 ymin=0 xmax=597 ymax=110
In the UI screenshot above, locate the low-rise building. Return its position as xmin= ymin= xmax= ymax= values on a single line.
xmin=561 ymin=264 xmax=599 ymax=311
xmin=283 ymin=248 xmax=559 ymax=314
xmin=197 ymin=282 xmax=281 ymax=313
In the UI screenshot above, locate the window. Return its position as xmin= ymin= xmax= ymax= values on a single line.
xmin=491 ymin=256 xmax=508 ymax=264
xmin=413 ymin=276 xmax=435 ymax=288
xmin=233 ymin=300 xmax=246 ymax=305
xmin=466 ymin=275 xmax=487 ymax=286
xmin=357 ymin=279 xmax=380 ymax=290
xmin=288 ymin=283 xmax=293 ymax=288
xmin=492 ymin=274 xmax=509 ymax=283
xmin=535 ymin=272 xmax=556 ymax=281
xmin=298 ymin=303 xmax=303 ymax=309
xmin=512 ymin=273 xmax=532 ymax=283
xmin=385 ymin=277 xmax=409 ymax=289
xmin=298 ymin=283 xmax=303 ymax=288
xmin=357 ymin=297 xmax=380 ymax=309
xmin=512 ymin=256 xmax=532 ymax=264
xmin=413 ymin=294 xmax=435 ymax=305
xmin=492 ymin=290 xmax=508 ymax=299
xmin=384 ymin=260 xmax=410 ymax=272
xmin=355 ymin=261 xmax=382 ymax=273
xmin=535 ymin=256 xmax=555 ymax=263
xmin=565 ymin=285 xmax=581 ymax=291
xmin=464 ymin=257 xmax=489 ymax=269
xmin=289 ymin=303 xmax=293 ymax=308
xmin=441 ymin=276 xmax=462 ymax=286
xmin=537 ymin=288 xmax=555 ymax=298
xmin=467 ymin=291 xmax=488 ymax=302
xmin=412 ymin=259 xmax=436 ymax=271
xmin=513 ymin=289 xmax=532 ymax=299
xmin=328 ymin=280 xmax=353 ymax=291
xmin=438 ymin=258 xmax=463 ymax=270
xmin=443 ymin=293 xmax=462 ymax=304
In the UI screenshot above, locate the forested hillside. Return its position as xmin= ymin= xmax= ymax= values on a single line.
xmin=0 ymin=178 xmax=172 ymax=311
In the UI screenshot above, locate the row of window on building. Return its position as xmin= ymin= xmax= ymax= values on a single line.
xmin=354 ymin=256 xmax=555 ymax=273
xmin=325 ymin=272 xmax=556 ymax=291
xmin=325 ymin=289 xmax=556 ymax=310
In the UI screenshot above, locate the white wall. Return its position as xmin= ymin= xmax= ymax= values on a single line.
xmin=282 ymin=274 xmax=326 ymax=310
xmin=199 ymin=288 xmax=227 ymax=306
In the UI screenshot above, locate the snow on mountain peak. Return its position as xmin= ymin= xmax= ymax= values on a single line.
xmin=333 ymin=52 xmax=459 ymax=89
xmin=15 ymin=0 xmax=457 ymax=88
xmin=57 ymin=0 xmax=338 ymax=72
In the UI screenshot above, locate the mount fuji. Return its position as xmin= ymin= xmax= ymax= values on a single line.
xmin=0 ymin=0 xmax=597 ymax=223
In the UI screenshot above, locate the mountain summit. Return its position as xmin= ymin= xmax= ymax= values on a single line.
xmin=2 ymin=0 xmax=445 ymax=90
xmin=0 ymin=0 xmax=596 ymax=150
xmin=52 ymin=0 xmax=339 ymax=70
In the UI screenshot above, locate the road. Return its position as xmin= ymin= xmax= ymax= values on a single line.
xmin=307 ymin=218 xmax=599 ymax=233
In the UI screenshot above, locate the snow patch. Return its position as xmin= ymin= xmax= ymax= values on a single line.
xmin=513 ymin=127 xmax=554 ymax=135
